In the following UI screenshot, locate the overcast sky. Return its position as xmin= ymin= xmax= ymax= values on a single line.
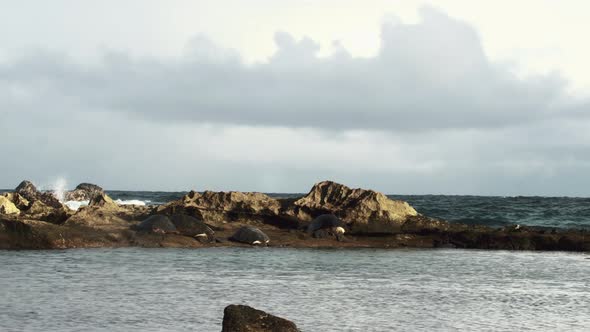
xmin=1 ymin=0 xmax=590 ymax=195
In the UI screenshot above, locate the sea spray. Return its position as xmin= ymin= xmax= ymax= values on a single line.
xmin=51 ymin=177 xmax=68 ymax=203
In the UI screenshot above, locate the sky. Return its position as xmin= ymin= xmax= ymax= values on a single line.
xmin=1 ymin=0 xmax=590 ymax=195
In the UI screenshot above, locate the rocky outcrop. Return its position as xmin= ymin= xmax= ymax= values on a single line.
xmin=221 ymin=305 xmax=299 ymax=332
xmin=286 ymin=181 xmax=418 ymax=234
xmin=64 ymin=193 xmax=149 ymax=228
xmin=65 ymin=183 xmax=104 ymax=201
xmin=15 ymin=180 xmax=63 ymax=209
xmin=0 ymin=196 xmax=20 ymax=214
xmin=158 ymin=190 xmax=281 ymax=225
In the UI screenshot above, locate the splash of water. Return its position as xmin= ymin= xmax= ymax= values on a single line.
xmin=51 ymin=177 xmax=68 ymax=203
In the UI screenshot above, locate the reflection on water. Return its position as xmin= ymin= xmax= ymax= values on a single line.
xmin=0 ymin=248 xmax=588 ymax=331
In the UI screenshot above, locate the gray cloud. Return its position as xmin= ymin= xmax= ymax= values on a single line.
xmin=1 ymin=7 xmax=590 ymax=195
xmin=1 ymin=7 xmax=582 ymax=132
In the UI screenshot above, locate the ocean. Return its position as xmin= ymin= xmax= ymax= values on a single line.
xmin=0 ymin=248 xmax=588 ymax=331
xmin=2 ymin=191 xmax=589 ymax=331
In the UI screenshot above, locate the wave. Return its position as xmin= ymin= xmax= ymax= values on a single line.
xmin=64 ymin=199 xmax=149 ymax=211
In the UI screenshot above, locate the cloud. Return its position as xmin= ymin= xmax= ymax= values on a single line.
xmin=1 ymin=7 xmax=583 ymax=132
xmin=1 ymin=7 xmax=589 ymax=195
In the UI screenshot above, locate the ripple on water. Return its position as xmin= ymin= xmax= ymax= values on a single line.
xmin=0 ymin=248 xmax=589 ymax=332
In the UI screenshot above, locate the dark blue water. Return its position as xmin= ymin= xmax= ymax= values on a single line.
xmin=1 ymin=248 xmax=588 ymax=332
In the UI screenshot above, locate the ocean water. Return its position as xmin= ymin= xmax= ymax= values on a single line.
xmin=0 ymin=248 xmax=588 ymax=332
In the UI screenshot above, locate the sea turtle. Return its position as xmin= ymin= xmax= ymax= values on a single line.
xmin=137 ymin=215 xmax=177 ymax=234
xmin=307 ymin=214 xmax=346 ymax=241
xmin=230 ymin=226 xmax=270 ymax=245
xmin=169 ymin=214 xmax=215 ymax=243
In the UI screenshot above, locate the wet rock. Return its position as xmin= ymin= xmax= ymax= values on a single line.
xmin=287 ymin=181 xmax=418 ymax=234
xmin=221 ymin=304 xmax=299 ymax=332
xmin=65 ymin=183 xmax=104 ymax=201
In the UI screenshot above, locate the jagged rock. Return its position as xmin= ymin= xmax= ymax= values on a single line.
xmin=0 ymin=196 xmax=20 ymax=214
xmin=14 ymin=180 xmax=63 ymax=209
xmin=221 ymin=305 xmax=299 ymax=332
xmin=287 ymin=181 xmax=418 ymax=234
xmin=89 ymin=192 xmax=118 ymax=209
xmin=158 ymin=190 xmax=281 ymax=224
xmin=3 ymin=193 xmax=30 ymax=210
xmin=64 ymin=193 xmax=145 ymax=228
xmin=65 ymin=183 xmax=104 ymax=201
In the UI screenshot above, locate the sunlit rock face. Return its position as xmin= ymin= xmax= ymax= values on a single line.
xmin=286 ymin=180 xmax=418 ymax=234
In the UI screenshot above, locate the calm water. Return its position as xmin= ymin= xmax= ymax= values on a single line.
xmin=1 ymin=248 xmax=588 ymax=331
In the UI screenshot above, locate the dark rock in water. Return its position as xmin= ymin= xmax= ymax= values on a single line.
xmin=230 ymin=226 xmax=270 ymax=245
xmin=137 ymin=215 xmax=177 ymax=234
xmin=66 ymin=183 xmax=104 ymax=201
xmin=169 ymin=214 xmax=215 ymax=242
xmin=222 ymin=304 xmax=299 ymax=332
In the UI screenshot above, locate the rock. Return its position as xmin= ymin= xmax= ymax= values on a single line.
xmin=287 ymin=181 xmax=418 ymax=234
xmin=3 ymin=193 xmax=31 ymax=210
xmin=64 ymin=193 xmax=151 ymax=229
xmin=221 ymin=304 xmax=299 ymax=332
xmin=137 ymin=215 xmax=177 ymax=234
xmin=230 ymin=226 xmax=270 ymax=245
xmin=65 ymin=183 xmax=104 ymax=201
xmin=169 ymin=214 xmax=215 ymax=242
xmin=14 ymin=180 xmax=63 ymax=209
xmin=89 ymin=193 xmax=118 ymax=209
xmin=0 ymin=196 xmax=20 ymax=214
xmin=158 ymin=190 xmax=281 ymax=225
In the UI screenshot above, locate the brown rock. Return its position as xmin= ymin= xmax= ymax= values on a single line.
xmin=287 ymin=181 xmax=418 ymax=234
xmin=158 ymin=190 xmax=281 ymax=225
xmin=14 ymin=180 xmax=63 ymax=209
xmin=221 ymin=305 xmax=299 ymax=332
xmin=0 ymin=196 xmax=20 ymax=215
xmin=65 ymin=193 xmax=144 ymax=229
xmin=65 ymin=183 xmax=105 ymax=201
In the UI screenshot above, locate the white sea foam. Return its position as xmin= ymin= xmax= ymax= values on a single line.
xmin=50 ymin=177 xmax=68 ymax=203
xmin=64 ymin=200 xmax=89 ymax=211
xmin=114 ymin=199 xmax=147 ymax=206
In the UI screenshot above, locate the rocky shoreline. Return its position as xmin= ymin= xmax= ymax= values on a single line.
xmin=1 ymin=180 xmax=588 ymax=251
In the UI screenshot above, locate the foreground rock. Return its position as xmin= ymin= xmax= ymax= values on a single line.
xmin=222 ymin=305 xmax=299 ymax=332
xmin=287 ymin=181 xmax=418 ymax=234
